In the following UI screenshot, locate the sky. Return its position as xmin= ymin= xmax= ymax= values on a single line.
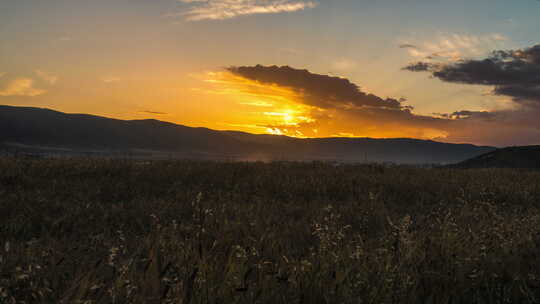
xmin=1 ymin=0 xmax=539 ymax=146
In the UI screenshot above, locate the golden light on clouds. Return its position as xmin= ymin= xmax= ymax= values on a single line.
xmin=202 ymin=71 xmax=316 ymax=137
xmin=199 ymin=69 xmax=454 ymax=140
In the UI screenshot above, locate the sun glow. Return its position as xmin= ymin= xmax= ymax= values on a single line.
xmin=263 ymin=109 xmax=311 ymax=125
xmin=198 ymin=70 xmax=451 ymax=140
xmin=203 ymin=71 xmax=316 ymax=137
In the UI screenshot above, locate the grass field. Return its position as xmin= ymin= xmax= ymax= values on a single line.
xmin=1 ymin=157 xmax=540 ymax=303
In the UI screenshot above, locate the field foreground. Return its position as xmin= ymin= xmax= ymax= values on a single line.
xmin=1 ymin=158 xmax=540 ymax=303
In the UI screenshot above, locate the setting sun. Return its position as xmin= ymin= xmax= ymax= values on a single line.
xmin=201 ymin=70 xmax=319 ymax=137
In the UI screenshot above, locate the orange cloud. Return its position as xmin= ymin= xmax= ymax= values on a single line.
xmin=0 ymin=78 xmax=46 ymax=97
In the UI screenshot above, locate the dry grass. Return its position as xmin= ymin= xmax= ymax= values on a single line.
xmin=1 ymin=157 xmax=540 ymax=303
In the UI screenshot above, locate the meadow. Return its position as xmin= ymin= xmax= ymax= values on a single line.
xmin=1 ymin=157 xmax=540 ymax=303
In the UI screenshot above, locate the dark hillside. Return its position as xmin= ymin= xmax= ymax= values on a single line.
xmin=451 ymin=145 xmax=540 ymax=169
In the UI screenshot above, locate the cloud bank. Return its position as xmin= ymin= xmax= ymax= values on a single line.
xmin=178 ymin=0 xmax=317 ymax=21
xmin=225 ymin=65 xmax=450 ymax=140
xmin=403 ymin=44 xmax=540 ymax=145
xmin=405 ymin=44 xmax=540 ymax=103
xmin=228 ymin=65 xmax=403 ymax=109
xmin=224 ymin=61 xmax=540 ymax=146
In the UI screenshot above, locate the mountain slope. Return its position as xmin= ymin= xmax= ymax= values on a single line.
xmin=0 ymin=105 xmax=495 ymax=163
xmin=451 ymin=146 xmax=540 ymax=169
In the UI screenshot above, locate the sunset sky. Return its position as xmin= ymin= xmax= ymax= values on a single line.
xmin=1 ymin=0 xmax=540 ymax=146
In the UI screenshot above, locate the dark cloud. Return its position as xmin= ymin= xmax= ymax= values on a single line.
xmin=450 ymin=110 xmax=497 ymax=121
xmin=405 ymin=44 xmax=540 ymax=102
xmin=227 ymin=65 xmax=402 ymax=109
xmin=494 ymin=85 xmax=540 ymax=104
xmin=402 ymin=62 xmax=436 ymax=72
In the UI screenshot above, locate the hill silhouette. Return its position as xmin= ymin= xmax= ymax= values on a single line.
xmin=451 ymin=146 xmax=540 ymax=169
xmin=0 ymin=105 xmax=494 ymax=163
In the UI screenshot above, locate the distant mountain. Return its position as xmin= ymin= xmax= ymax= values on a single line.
xmin=0 ymin=105 xmax=495 ymax=164
xmin=450 ymin=146 xmax=540 ymax=169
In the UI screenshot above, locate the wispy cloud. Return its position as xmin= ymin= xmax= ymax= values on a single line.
xmin=399 ymin=33 xmax=509 ymax=62
xmin=331 ymin=58 xmax=358 ymax=71
xmin=0 ymin=78 xmax=46 ymax=97
xmin=139 ymin=110 xmax=168 ymax=115
xmin=239 ymin=101 xmax=274 ymax=107
xmin=101 ymin=77 xmax=121 ymax=84
xmin=175 ymin=0 xmax=317 ymax=21
xmin=278 ymin=48 xmax=304 ymax=56
xmin=398 ymin=44 xmax=417 ymax=49
xmin=35 ymin=70 xmax=58 ymax=85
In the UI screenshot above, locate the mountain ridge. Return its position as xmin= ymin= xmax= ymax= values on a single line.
xmin=0 ymin=105 xmax=495 ymax=163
